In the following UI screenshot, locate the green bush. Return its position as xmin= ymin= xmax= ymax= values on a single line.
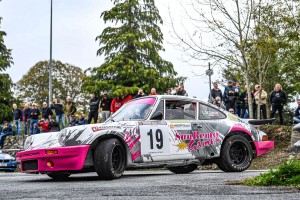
xmin=244 ymin=159 xmax=300 ymax=186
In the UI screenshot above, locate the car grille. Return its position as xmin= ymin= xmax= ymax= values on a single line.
xmin=23 ymin=160 xmax=38 ymax=171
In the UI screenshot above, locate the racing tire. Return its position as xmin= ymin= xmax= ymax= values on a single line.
xmin=168 ymin=164 xmax=198 ymax=174
xmin=47 ymin=172 xmax=71 ymax=180
xmin=215 ymin=135 xmax=252 ymax=172
xmin=94 ymin=138 xmax=126 ymax=180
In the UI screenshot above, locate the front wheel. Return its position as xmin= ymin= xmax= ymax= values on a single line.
xmin=215 ymin=135 xmax=253 ymax=172
xmin=94 ymin=138 xmax=126 ymax=180
xmin=47 ymin=172 xmax=71 ymax=180
xmin=168 ymin=164 xmax=198 ymax=174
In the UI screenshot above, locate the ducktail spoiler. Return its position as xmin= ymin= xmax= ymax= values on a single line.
xmin=247 ymin=118 xmax=276 ymax=125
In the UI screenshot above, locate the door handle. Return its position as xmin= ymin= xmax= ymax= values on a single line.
xmin=193 ymin=124 xmax=202 ymax=129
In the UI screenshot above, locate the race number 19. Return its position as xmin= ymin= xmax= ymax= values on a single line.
xmin=140 ymin=125 xmax=170 ymax=155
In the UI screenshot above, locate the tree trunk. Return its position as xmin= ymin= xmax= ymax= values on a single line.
xmin=245 ymin=70 xmax=253 ymax=119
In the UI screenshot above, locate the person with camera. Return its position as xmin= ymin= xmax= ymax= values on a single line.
xmin=270 ymin=83 xmax=287 ymax=125
xmin=209 ymin=82 xmax=223 ymax=103
xmin=0 ymin=121 xmax=13 ymax=149
xmin=41 ymin=102 xmax=53 ymax=120
xmin=51 ymin=98 xmax=65 ymax=129
xmin=134 ymin=89 xmax=147 ymax=99
xmin=213 ymin=96 xmax=225 ymax=109
xmin=38 ymin=118 xmax=49 ymax=133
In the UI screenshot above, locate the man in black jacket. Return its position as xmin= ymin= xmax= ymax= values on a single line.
xmin=88 ymin=93 xmax=100 ymax=124
xmin=29 ymin=103 xmax=40 ymax=135
xmin=100 ymin=93 xmax=112 ymax=122
xmin=51 ymin=98 xmax=65 ymax=129
xmin=12 ymin=104 xmax=22 ymax=135
xmin=41 ymin=102 xmax=53 ymax=120
xmin=22 ymin=103 xmax=31 ymax=135
xmin=209 ymin=82 xmax=223 ymax=103
xmin=270 ymin=83 xmax=287 ymax=125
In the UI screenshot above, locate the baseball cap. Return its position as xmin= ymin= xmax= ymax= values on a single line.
xmin=228 ymin=80 xmax=234 ymax=83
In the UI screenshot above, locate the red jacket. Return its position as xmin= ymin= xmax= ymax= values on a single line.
xmin=38 ymin=121 xmax=49 ymax=132
xmin=110 ymin=97 xmax=123 ymax=113
xmin=122 ymin=94 xmax=133 ymax=104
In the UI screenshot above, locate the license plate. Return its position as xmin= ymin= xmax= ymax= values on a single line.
xmin=0 ymin=163 xmax=7 ymax=167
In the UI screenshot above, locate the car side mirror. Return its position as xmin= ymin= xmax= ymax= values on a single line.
xmin=150 ymin=111 xmax=163 ymax=120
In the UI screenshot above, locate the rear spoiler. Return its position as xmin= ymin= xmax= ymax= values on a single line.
xmin=247 ymin=118 xmax=276 ymax=125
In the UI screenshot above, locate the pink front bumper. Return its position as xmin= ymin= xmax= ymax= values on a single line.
xmin=254 ymin=141 xmax=274 ymax=157
xmin=16 ymin=145 xmax=90 ymax=172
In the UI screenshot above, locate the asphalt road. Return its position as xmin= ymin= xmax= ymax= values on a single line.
xmin=0 ymin=170 xmax=299 ymax=200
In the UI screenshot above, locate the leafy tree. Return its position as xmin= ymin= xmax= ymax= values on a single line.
xmin=84 ymin=0 xmax=182 ymax=96
xmin=15 ymin=60 xmax=87 ymax=110
xmin=0 ymin=17 xmax=14 ymax=123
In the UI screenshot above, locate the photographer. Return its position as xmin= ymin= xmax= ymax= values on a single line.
xmin=38 ymin=118 xmax=49 ymax=133
xmin=213 ymin=96 xmax=225 ymax=109
xmin=134 ymin=89 xmax=147 ymax=99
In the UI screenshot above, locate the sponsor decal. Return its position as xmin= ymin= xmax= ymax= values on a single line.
xmin=169 ymin=123 xmax=191 ymax=130
xmin=138 ymin=121 xmax=167 ymax=125
xmin=200 ymin=110 xmax=219 ymax=117
xmin=91 ymin=125 xmax=121 ymax=132
xmin=175 ymin=131 xmax=221 ymax=151
xmin=228 ymin=114 xmax=238 ymax=121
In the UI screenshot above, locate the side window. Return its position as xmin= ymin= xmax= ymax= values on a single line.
xmin=199 ymin=103 xmax=226 ymax=120
xmin=165 ymin=100 xmax=196 ymax=120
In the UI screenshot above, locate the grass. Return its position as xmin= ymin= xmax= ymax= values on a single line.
xmin=244 ymin=159 xmax=300 ymax=187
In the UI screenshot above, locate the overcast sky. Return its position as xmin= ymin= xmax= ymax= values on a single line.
xmin=0 ymin=0 xmax=223 ymax=99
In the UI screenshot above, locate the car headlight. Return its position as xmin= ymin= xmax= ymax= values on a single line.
xmin=58 ymin=129 xmax=68 ymax=146
xmin=24 ymin=136 xmax=33 ymax=150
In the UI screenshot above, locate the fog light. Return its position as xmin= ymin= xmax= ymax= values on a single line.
xmin=262 ymin=135 xmax=268 ymax=141
xmin=47 ymin=161 xmax=54 ymax=167
xmin=46 ymin=150 xmax=58 ymax=155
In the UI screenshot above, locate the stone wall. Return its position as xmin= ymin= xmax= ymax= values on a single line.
xmin=1 ymin=136 xmax=27 ymax=157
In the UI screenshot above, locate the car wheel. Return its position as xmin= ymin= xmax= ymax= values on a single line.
xmin=168 ymin=164 xmax=198 ymax=174
xmin=215 ymin=135 xmax=252 ymax=172
xmin=94 ymin=138 xmax=126 ymax=180
xmin=47 ymin=172 xmax=71 ymax=180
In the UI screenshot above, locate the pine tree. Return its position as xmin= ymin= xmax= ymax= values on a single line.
xmin=84 ymin=0 xmax=181 ymax=96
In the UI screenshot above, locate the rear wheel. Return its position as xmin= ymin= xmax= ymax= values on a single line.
xmin=168 ymin=164 xmax=198 ymax=174
xmin=47 ymin=172 xmax=71 ymax=180
xmin=94 ymin=138 xmax=126 ymax=180
xmin=215 ymin=135 xmax=252 ymax=172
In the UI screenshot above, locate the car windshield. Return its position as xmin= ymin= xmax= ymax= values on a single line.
xmin=112 ymin=97 xmax=156 ymax=122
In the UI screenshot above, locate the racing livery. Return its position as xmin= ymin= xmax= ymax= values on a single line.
xmin=16 ymin=96 xmax=274 ymax=180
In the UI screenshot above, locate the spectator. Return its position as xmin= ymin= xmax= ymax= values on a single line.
xmin=270 ymin=83 xmax=287 ymax=125
xmin=30 ymin=103 xmax=40 ymax=135
xmin=100 ymin=93 xmax=112 ymax=122
xmin=12 ymin=103 xmax=22 ymax=135
xmin=293 ymin=99 xmax=300 ymax=124
xmin=240 ymin=85 xmax=254 ymax=118
xmin=166 ymin=88 xmax=172 ymax=95
xmin=173 ymin=86 xmax=179 ymax=95
xmin=223 ymin=80 xmax=239 ymax=111
xmin=38 ymin=118 xmax=49 ymax=133
xmin=213 ymin=96 xmax=225 ymax=109
xmin=177 ymin=83 xmax=186 ymax=96
xmin=149 ymin=88 xmax=158 ymax=96
xmin=229 ymin=108 xmax=235 ymax=114
xmin=209 ymin=82 xmax=223 ymax=103
xmin=65 ymin=96 xmax=77 ymax=124
xmin=33 ymin=123 xmax=40 ymax=134
xmin=41 ymin=102 xmax=53 ymax=120
xmin=88 ymin=93 xmax=100 ymax=124
xmin=49 ymin=119 xmax=60 ymax=132
xmin=69 ymin=115 xmax=78 ymax=127
xmin=0 ymin=121 xmax=13 ymax=149
xmin=134 ymin=89 xmax=147 ymax=98
xmin=51 ymin=98 xmax=65 ymax=129
xmin=78 ymin=114 xmax=88 ymax=125
xmin=234 ymin=82 xmax=242 ymax=117
xmin=110 ymin=96 xmax=123 ymax=115
xmin=22 ymin=103 xmax=31 ymax=135
xmin=123 ymin=93 xmax=133 ymax=104
xmin=254 ymin=85 xmax=268 ymax=119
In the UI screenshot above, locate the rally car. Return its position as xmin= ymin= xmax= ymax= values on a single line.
xmin=0 ymin=150 xmax=18 ymax=172
xmin=16 ymin=95 xmax=274 ymax=180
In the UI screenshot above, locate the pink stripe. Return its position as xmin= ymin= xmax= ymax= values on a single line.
xmin=126 ymin=97 xmax=156 ymax=106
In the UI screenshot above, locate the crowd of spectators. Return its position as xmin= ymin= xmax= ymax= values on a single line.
xmin=209 ymin=81 xmax=290 ymax=125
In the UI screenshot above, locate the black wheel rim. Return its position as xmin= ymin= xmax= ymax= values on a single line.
xmin=112 ymin=145 xmax=123 ymax=172
xmin=229 ymin=141 xmax=248 ymax=165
